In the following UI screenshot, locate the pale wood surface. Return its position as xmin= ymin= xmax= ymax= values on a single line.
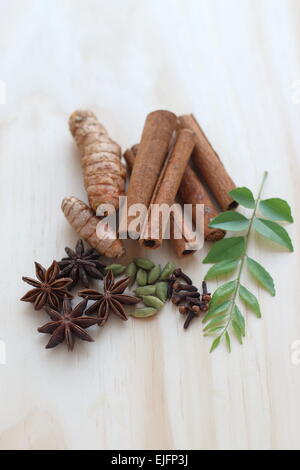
xmin=0 ymin=0 xmax=299 ymax=450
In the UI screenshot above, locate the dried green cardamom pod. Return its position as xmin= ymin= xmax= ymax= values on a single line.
xmin=142 ymin=296 xmax=164 ymax=310
xmin=136 ymin=268 xmax=148 ymax=286
xmin=105 ymin=264 xmax=126 ymax=276
xmin=147 ymin=265 xmax=161 ymax=284
xmin=156 ymin=282 xmax=168 ymax=302
xmin=160 ymin=262 xmax=176 ymax=281
xmin=134 ymin=285 xmax=157 ymax=297
xmin=126 ymin=262 xmax=137 ymax=286
xmin=131 ymin=307 xmax=158 ymax=318
xmin=134 ymin=258 xmax=155 ymax=270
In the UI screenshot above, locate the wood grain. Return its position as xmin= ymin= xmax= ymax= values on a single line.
xmin=0 ymin=0 xmax=300 ymax=450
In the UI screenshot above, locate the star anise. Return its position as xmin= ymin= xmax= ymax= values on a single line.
xmin=79 ymin=270 xmax=140 ymax=326
xmin=58 ymin=240 xmax=105 ymax=289
xmin=38 ymin=297 xmax=99 ymax=350
xmin=21 ymin=261 xmax=73 ymax=311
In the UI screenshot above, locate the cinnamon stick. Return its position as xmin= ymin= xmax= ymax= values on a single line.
xmin=179 ymin=165 xmax=225 ymax=242
xmin=169 ymin=205 xmax=199 ymax=257
xmin=140 ymin=128 xmax=196 ymax=248
xmin=120 ymin=110 xmax=177 ymax=237
xmin=124 ymin=141 xmax=199 ymax=256
xmin=124 ymin=145 xmax=138 ymax=172
xmin=124 ymin=145 xmax=225 ymax=242
xmin=179 ymin=114 xmax=237 ymax=211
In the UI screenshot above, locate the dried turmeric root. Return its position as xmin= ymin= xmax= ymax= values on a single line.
xmin=69 ymin=110 xmax=126 ymax=214
xmin=62 ymin=196 xmax=125 ymax=258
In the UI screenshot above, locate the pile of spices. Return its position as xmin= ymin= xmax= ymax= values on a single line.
xmin=168 ymin=269 xmax=211 ymax=329
xmin=20 ymin=108 xmax=239 ymax=352
xmin=20 ymin=241 xmax=138 ymax=350
xmin=19 ymin=108 xmax=294 ymax=353
xmin=107 ymin=258 xmax=175 ymax=318
xmin=21 ymin=245 xmax=209 ymax=350
xmin=62 ymin=108 xmax=236 ymax=258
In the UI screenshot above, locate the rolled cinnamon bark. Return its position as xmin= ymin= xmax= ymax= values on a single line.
xmin=120 ymin=110 xmax=177 ymax=238
xmin=179 ymin=114 xmax=237 ymax=211
xmin=179 ymin=166 xmax=225 ymax=242
xmin=170 ymin=205 xmax=199 ymax=257
xmin=140 ymin=128 xmax=196 ymax=248
xmin=124 ymin=145 xmax=138 ymax=172
xmin=124 ymin=142 xmax=198 ymax=256
xmin=124 ymin=145 xmax=225 ymax=242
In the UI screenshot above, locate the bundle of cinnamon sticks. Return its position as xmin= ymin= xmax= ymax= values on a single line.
xmin=122 ymin=110 xmax=236 ymax=257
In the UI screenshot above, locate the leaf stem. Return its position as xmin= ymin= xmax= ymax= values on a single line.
xmin=220 ymin=171 xmax=268 ymax=339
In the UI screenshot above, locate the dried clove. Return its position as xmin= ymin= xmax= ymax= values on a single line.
xmin=173 ymin=268 xmax=193 ymax=285
xmin=177 ymin=291 xmax=200 ymax=299
xmin=202 ymin=281 xmax=211 ymax=303
xmin=202 ymin=281 xmax=208 ymax=294
xmin=179 ymin=305 xmax=189 ymax=315
xmin=167 ymin=273 xmax=177 ymax=299
xmin=183 ymin=308 xmax=197 ymax=329
xmin=183 ymin=304 xmax=202 ymax=329
xmin=192 ymin=305 xmax=201 ymax=315
xmin=173 ymin=281 xmax=198 ymax=293
xmin=185 ymin=297 xmax=209 ymax=311
xmin=169 ymin=275 xmax=211 ymax=330
xmin=171 ymin=295 xmax=182 ymax=306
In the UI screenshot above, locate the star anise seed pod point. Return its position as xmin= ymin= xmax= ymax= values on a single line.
xmin=21 ymin=261 xmax=73 ymax=311
xmin=58 ymin=239 xmax=105 ymax=289
xmin=38 ymin=297 xmax=99 ymax=351
xmin=79 ymin=270 xmax=140 ymax=326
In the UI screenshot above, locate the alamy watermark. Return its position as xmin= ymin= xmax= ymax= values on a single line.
xmin=291 ymin=340 xmax=300 ymax=365
xmin=0 ymin=340 xmax=6 ymax=365
xmin=0 ymin=80 xmax=6 ymax=104
xmin=291 ymin=80 xmax=300 ymax=104
xmin=95 ymin=197 xmax=205 ymax=252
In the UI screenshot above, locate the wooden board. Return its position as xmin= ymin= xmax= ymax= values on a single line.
xmin=0 ymin=0 xmax=299 ymax=450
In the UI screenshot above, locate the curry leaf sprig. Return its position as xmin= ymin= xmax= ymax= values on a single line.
xmin=202 ymin=172 xmax=294 ymax=353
